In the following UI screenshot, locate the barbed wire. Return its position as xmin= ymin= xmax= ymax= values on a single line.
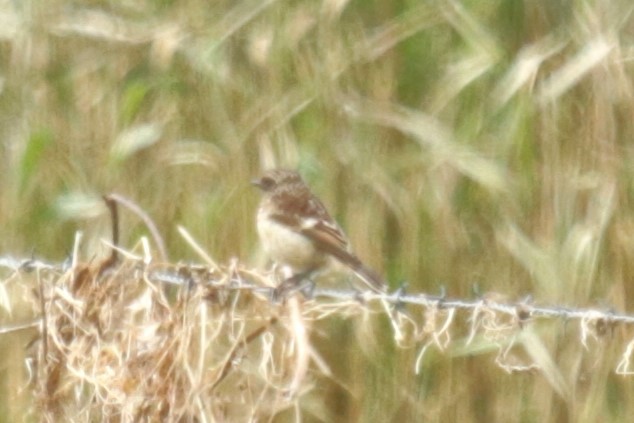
xmin=3 ymin=252 xmax=633 ymax=373
xmin=2 ymin=254 xmax=632 ymax=325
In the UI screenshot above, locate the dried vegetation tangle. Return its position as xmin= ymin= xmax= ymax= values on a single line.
xmin=3 ymin=238 xmax=634 ymax=420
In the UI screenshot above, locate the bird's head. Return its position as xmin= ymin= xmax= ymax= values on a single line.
xmin=251 ymin=169 xmax=302 ymax=192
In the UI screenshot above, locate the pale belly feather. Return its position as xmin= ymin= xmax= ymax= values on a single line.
xmin=257 ymin=213 xmax=325 ymax=273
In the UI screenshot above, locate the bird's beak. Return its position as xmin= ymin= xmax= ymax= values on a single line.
xmin=251 ymin=178 xmax=262 ymax=188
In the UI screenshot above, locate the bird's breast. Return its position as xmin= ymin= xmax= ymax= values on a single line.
xmin=256 ymin=210 xmax=324 ymax=272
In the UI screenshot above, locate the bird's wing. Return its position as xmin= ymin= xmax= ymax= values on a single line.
xmin=269 ymin=213 xmax=350 ymax=259
xmin=269 ymin=186 xmax=387 ymax=292
xmin=269 ymin=213 xmax=385 ymax=291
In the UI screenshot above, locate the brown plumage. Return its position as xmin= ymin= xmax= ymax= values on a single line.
xmin=252 ymin=169 xmax=386 ymax=292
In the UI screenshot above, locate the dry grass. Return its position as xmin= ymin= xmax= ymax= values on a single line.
xmin=33 ymin=258 xmax=286 ymax=421
xmin=2 ymin=0 xmax=634 ymax=421
xmin=4 ymin=232 xmax=634 ymax=422
xmin=2 ymin=227 xmax=634 ymax=421
xmin=18 ymin=239 xmax=391 ymax=422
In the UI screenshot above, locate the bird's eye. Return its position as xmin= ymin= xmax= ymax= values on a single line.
xmin=259 ymin=176 xmax=276 ymax=191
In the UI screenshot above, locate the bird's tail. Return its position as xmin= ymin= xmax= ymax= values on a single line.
xmin=308 ymin=232 xmax=387 ymax=293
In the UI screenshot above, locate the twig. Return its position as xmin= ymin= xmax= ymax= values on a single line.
xmin=37 ymin=267 xmax=48 ymax=366
xmin=105 ymin=193 xmax=168 ymax=261
xmin=98 ymin=195 xmax=120 ymax=276
xmin=0 ymin=319 xmax=40 ymax=335
xmin=209 ymin=316 xmax=278 ymax=392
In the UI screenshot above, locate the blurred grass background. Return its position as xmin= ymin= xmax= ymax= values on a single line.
xmin=1 ymin=0 xmax=634 ymax=421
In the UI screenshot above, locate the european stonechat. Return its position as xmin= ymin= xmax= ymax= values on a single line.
xmin=252 ymin=169 xmax=386 ymax=293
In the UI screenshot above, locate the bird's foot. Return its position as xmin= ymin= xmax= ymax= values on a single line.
xmin=271 ymin=272 xmax=314 ymax=303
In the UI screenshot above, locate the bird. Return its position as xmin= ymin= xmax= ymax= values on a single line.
xmin=251 ymin=168 xmax=387 ymax=296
